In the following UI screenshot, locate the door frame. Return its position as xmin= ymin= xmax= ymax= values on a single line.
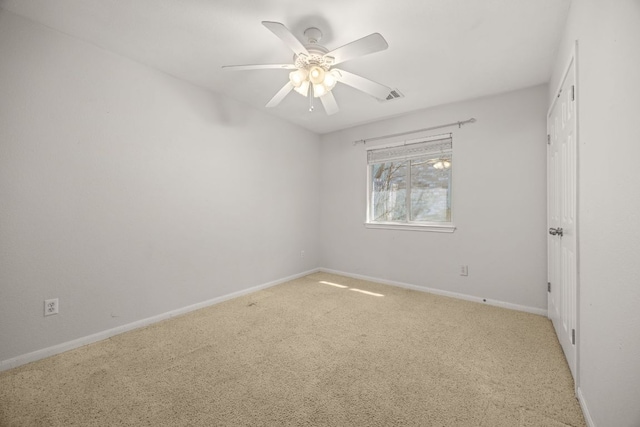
xmin=546 ymin=41 xmax=580 ymax=392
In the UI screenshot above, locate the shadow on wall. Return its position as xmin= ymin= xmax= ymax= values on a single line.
xmin=208 ymin=94 xmax=258 ymax=127
xmin=169 ymin=81 xmax=258 ymax=127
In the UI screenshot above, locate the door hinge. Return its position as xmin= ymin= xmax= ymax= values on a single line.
xmin=571 ymin=85 xmax=575 ymax=101
xmin=571 ymin=329 xmax=576 ymax=345
xmin=547 ymin=134 xmax=551 ymax=145
xmin=548 ymin=282 xmax=551 ymax=292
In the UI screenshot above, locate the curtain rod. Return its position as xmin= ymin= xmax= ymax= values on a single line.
xmin=353 ymin=117 xmax=477 ymax=145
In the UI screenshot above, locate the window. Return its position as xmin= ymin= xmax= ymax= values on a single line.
xmin=366 ymin=134 xmax=455 ymax=232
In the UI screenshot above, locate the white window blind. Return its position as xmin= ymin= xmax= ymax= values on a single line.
xmin=367 ymin=135 xmax=452 ymax=164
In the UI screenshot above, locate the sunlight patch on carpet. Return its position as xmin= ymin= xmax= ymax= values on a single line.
xmin=319 ymin=280 xmax=348 ymax=288
xmin=349 ymin=288 xmax=384 ymax=297
xmin=319 ymin=280 xmax=384 ymax=297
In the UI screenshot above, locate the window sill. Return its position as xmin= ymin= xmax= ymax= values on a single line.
xmin=364 ymin=222 xmax=456 ymax=233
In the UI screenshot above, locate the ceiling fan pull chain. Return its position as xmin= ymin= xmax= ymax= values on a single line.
xmin=309 ymin=84 xmax=314 ymax=112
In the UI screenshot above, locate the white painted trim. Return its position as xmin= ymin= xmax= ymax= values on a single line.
xmin=547 ymin=40 xmax=581 ymax=393
xmin=0 ymin=268 xmax=321 ymax=372
xmin=319 ymin=268 xmax=548 ymax=317
xmin=547 ymin=41 xmax=577 ymax=118
xmin=364 ymin=222 xmax=456 ymax=233
xmin=1 ymin=266 xmax=548 ymax=372
xmin=577 ymin=387 xmax=596 ymax=427
xmin=573 ymin=40 xmax=582 ymax=398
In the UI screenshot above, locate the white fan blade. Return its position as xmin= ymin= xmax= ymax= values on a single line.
xmin=266 ymin=82 xmax=294 ymax=107
xmin=324 ymin=33 xmax=388 ymax=65
xmin=334 ymin=69 xmax=392 ymax=100
xmin=262 ymin=21 xmax=309 ymax=57
xmin=320 ymin=91 xmax=339 ymax=115
xmin=222 ymin=64 xmax=297 ymax=71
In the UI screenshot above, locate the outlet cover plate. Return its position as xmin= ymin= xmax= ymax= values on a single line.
xmin=44 ymin=298 xmax=59 ymax=316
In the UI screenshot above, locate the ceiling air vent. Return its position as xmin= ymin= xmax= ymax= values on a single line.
xmin=379 ymin=88 xmax=404 ymax=102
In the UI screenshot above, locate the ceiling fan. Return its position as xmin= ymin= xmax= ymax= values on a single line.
xmin=222 ymin=21 xmax=394 ymax=115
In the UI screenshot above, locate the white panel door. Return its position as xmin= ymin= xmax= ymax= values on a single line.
xmin=547 ymin=56 xmax=577 ymax=381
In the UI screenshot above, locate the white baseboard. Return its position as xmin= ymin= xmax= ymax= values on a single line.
xmin=577 ymin=387 xmax=596 ymax=427
xmin=1 ymin=267 xmax=547 ymax=372
xmin=318 ymin=268 xmax=548 ymax=317
xmin=0 ymin=268 xmax=321 ymax=372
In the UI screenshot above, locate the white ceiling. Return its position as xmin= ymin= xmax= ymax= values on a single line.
xmin=0 ymin=0 xmax=571 ymax=134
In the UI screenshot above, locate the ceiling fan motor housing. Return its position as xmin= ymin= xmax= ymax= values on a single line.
xmin=293 ymin=27 xmax=334 ymax=70
xmin=294 ymin=46 xmax=332 ymax=70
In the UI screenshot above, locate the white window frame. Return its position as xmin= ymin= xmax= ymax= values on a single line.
xmin=365 ymin=134 xmax=456 ymax=233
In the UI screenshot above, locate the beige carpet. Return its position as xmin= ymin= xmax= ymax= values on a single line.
xmin=0 ymin=272 xmax=586 ymax=426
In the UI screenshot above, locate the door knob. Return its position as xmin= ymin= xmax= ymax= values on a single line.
xmin=549 ymin=227 xmax=563 ymax=237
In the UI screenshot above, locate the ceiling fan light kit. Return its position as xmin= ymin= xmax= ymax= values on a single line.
xmin=222 ymin=21 xmax=394 ymax=115
xmin=291 ymin=67 xmax=339 ymax=98
xmin=433 ymin=159 xmax=451 ymax=170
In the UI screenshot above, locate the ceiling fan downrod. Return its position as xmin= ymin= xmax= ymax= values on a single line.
xmin=303 ymin=27 xmax=322 ymax=45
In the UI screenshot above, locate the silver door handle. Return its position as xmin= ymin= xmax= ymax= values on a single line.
xmin=549 ymin=227 xmax=563 ymax=237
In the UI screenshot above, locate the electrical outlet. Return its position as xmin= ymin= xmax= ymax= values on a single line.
xmin=44 ymin=298 xmax=59 ymax=316
xmin=460 ymin=265 xmax=469 ymax=276
xmin=300 ymin=250 xmax=305 ymax=258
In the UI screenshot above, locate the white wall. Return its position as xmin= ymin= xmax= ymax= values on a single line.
xmin=0 ymin=10 xmax=320 ymax=363
xmin=7 ymin=9 xmax=639 ymax=426
xmin=548 ymin=1 xmax=640 ymax=426
xmin=319 ymin=85 xmax=548 ymax=313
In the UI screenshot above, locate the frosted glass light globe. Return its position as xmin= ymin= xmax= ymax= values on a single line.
xmin=313 ymin=83 xmax=327 ymax=97
xmin=289 ymin=69 xmax=308 ymax=87
xmin=308 ymin=66 xmax=325 ymax=85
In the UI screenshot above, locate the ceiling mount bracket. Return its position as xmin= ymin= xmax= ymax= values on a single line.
xmin=303 ymin=27 xmax=323 ymax=44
